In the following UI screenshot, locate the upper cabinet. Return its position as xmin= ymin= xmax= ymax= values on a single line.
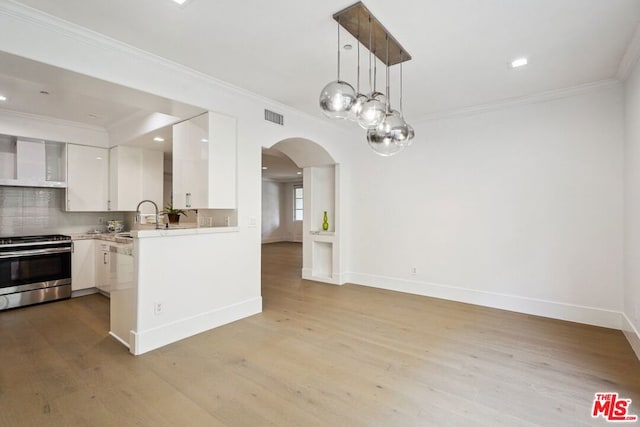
xmin=109 ymin=145 xmax=163 ymax=213
xmin=173 ymin=112 xmax=236 ymax=210
xmin=0 ymin=135 xmax=66 ymax=188
xmin=66 ymin=144 xmax=109 ymax=212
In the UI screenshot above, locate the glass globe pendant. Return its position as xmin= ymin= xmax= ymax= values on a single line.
xmin=367 ymin=114 xmax=404 ymax=156
xmin=319 ymin=19 xmax=355 ymax=119
xmin=357 ymin=94 xmax=385 ymax=129
xmin=348 ymin=93 xmax=367 ymax=121
xmin=319 ymin=81 xmax=356 ymax=119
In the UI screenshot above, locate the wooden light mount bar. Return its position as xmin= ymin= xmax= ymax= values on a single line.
xmin=333 ymin=2 xmax=411 ymax=66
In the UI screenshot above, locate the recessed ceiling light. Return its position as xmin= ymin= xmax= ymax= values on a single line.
xmin=201 ymin=138 xmax=208 ymax=143
xmin=297 ymin=171 xmax=302 ymax=175
xmin=0 ymin=95 xmax=6 ymax=101
xmin=173 ymin=0 xmax=189 ymax=4
xmin=40 ymin=90 xmax=49 ymax=95
xmin=262 ymin=166 xmax=268 ymax=170
xmin=511 ymin=57 xmax=528 ymax=68
xmin=153 ymin=137 xmax=165 ymax=142
xmin=343 ymin=44 xmax=353 ymax=50
xmin=96 ymin=156 xmax=103 ymax=160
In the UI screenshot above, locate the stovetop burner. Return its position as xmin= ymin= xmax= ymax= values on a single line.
xmin=0 ymin=234 xmax=71 ymax=246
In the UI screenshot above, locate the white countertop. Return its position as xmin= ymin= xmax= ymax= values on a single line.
xmin=132 ymin=226 xmax=239 ymax=238
xmin=71 ymin=233 xmax=133 ymax=244
xmin=71 ymin=226 xmax=238 ymax=241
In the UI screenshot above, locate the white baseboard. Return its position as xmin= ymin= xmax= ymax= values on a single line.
xmin=346 ymin=272 xmax=623 ymax=330
xmin=622 ymin=313 xmax=640 ymax=360
xmin=71 ymin=287 xmax=99 ymax=298
xmin=130 ymin=297 xmax=262 ymax=355
xmin=302 ymin=267 xmax=346 ymax=285
xmin=108 ymin=331 xmax=130 ymax=349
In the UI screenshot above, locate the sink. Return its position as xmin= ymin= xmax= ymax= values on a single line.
xmin=115 ymin=232 xmax=132 ymax=238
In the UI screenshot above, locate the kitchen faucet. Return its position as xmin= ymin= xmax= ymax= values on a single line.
xmin=135 ymin=200 xmax=160 ymax=229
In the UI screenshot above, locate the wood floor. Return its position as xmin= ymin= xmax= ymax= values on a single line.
xmin=1 ymin=242 xmax=639 ymax=426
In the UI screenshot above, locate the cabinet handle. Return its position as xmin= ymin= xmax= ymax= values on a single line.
xmin=186 ymin=192 xmax=191 ymax=208
xmin=104 ymin=252 xmax=108 ymax=264
xmin=107 ymin=200 xmax=111 ymax=211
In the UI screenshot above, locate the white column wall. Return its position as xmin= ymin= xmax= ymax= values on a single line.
xmin=624 ymin=57 xmax=640 ymax=357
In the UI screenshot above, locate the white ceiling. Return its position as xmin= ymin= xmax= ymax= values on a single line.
xmin=0 ymin=51 xmax=203 ymax=129
xmin=8 ymin=0 xmax=640 ymax=122
xmin=262 ymin=148 xmax=303 ymax=181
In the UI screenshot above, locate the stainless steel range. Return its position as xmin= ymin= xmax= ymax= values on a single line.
xmin=0 ymin=234 xmax=72 ymax=311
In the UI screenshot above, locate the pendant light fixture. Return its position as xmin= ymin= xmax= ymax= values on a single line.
xmin=319 ymin=18 xmax=356 ymax=119
xmin=367 ymin=35 xmax=404 ymax=156
xmin=320 ymin=1 xmax=415 ymax=155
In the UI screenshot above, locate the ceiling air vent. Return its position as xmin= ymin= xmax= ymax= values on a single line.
xmin=264 ymin=109 xmax=284 ymax=126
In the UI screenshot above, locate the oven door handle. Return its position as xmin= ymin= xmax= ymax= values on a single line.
xmin=0 ymin=247 xmax=72 ymax=258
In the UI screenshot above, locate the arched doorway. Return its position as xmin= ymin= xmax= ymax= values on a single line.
xmin=262 ymin=138 xmax=343 ymax=285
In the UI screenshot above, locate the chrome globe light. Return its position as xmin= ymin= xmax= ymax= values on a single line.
xmin=357 ymin=95 xmax=386 ymax=128
xmin=319 ymin=81 xmax=356 ymax=119
xmin=367 ymin=114 xmax=404 ymax=157
xmin=347 ymin=93 xmax=368 ymax=122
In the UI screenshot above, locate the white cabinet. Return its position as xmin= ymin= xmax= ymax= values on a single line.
xmin=95 ymin=242 xmax=111 ymax=295
xmin=173 ymin=112 xmax=236 ymax=209
xmin=109 ymin=145 xmax=163 ymax=213
xmin=0 ymin=136 xmax=66 ymax=187
xmin=208 ymin=113 xmax=237 ymax=209
xmin=173 ymin=115 xmax=208 ymax=209
xmin=71 ymin=239 xmax=95 ymax=291
xmin=109 ymin=243 xmax=135 ymax=347
xmin=66 ymin=144 xmax=109 ymax=211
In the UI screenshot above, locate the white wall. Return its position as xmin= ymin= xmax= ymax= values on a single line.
xmin=624 ymin=59 xmax=640 ymax=357
xmin=347 ymin=84 xmax=625 ymax=328
xmin=262 ymin=178 xmax=302 ymax=243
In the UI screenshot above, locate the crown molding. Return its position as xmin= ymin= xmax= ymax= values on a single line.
xmin=617 ymin=23 xmax=640 ymax=81
xmin=0 ymin=0 xmax=343 ymax=130
xmin=413 ymin=78 xmax=621 ymax=124
xmin=0 ymin=107 xmax=107 ymax=133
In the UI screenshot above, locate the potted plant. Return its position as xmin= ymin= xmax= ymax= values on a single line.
xmin=161 ymin=203 xmax=187 ymax=224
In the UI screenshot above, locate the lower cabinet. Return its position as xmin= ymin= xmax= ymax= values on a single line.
xmin=71 ymin=239 xmax=95 ymax=291
xmin=95 ymin=242 xmax=111 ymax=295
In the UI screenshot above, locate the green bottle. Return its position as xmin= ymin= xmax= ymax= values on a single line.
xmin=322 ymin=211 xmax=329 ymax=231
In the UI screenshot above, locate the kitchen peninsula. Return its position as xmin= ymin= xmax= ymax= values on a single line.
xmin=124 ymin=226 xmax=260 ymax=355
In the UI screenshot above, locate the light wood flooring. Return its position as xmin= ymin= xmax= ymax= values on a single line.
xmin=1 ymin=242 xmax=639 ymax=426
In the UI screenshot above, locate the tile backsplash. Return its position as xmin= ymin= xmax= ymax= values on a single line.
xmin=0 ymin=186 xmax=124 ymax=236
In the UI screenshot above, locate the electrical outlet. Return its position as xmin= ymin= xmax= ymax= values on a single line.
xmin=411 ymin=267 xmax=417 ymax=275
xmin=98 ymin=217 xmax=104 ymax=224
xmin=154 ymin=302 xmax=162 ymax=315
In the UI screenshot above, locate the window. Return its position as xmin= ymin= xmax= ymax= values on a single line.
xmin=294 ymin=186 xmax=303 ymax=221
